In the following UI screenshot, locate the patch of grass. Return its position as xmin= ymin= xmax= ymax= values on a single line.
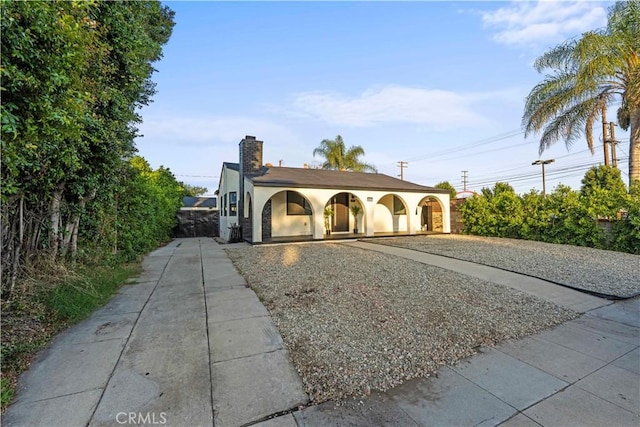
xmin=44 ymin=264 xmax=140 ymax=323
xmin=1 ymin=262 xmax=141 ymax=411
xmin=1 ymin=377 xmax=15 ymax=407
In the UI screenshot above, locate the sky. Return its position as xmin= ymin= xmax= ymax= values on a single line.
xmin=135 ymin=0 xmax=630 ymax=196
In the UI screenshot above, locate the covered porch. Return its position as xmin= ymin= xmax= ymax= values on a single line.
xmin=244 ymin=174 xmax=451 ymax=244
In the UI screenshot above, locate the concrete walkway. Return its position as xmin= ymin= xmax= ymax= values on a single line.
xmin=343 ymin=241 xmax=611 ymax=313
xmin=3 ymin=238 xmax=308 ymax=427
xmin=4 ymin=238 xmax=639 ymax=427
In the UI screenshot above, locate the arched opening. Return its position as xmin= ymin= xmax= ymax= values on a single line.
xmin=262 ymin=190 xmax=314 ymax=241
xmin=323 ymin=192 xmax=365 ymax=235
xmin=326 ymin=192 xmax=349 ymax=233
xmin=418 ymin=196 xmax=445 ymax=232
xmin=374 ymin=194 xmax=409 ymax=234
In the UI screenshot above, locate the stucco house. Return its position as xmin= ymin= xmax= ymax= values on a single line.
xmin=218 ymin=136 xmax=450 ymax=243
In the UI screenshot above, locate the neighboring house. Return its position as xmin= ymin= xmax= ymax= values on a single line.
xmin=218 ymin=136 xmax=451 ymax=243
xmin=181 ymin=196 xmax=218 ymax=210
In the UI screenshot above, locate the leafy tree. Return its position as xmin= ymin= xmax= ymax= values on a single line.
xmin=181 ymin=184 xmax=209 ymax=197
xmin=522 ymin=0 xmax=640 ymax=186
xmin=543 ymin=184 xmax=603 ymax=247
xmin=88 ymin=157 xmax=182 ymax=263
xmin=520 ymin=190 xmax=547 ymax=240
xmin=458 ymin=169 xmax=637 ymax=252
xmin=313 ymin=135 xmax=377 ymax=172
xmin=459 ymin=193 xmax=493 ymax=236
xmin=461 ymin=184 xmax=530 ymax=239
xmin=611 ymin=181 xmax=640 ymax=253
xmin=580 ymin=165 xmax=628 ymax=219
xmin=435 ymin=181 xmax=457 ymax=199
xmin=0 ymin=0 xmax=175 ymax=296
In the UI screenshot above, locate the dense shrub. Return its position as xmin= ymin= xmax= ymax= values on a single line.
xmin=459 ymin=166 xmax=639 ymax=253
xmin=1 ymin=0 xmax=176 ymax=296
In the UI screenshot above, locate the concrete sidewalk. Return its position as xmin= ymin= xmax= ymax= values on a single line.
xmin=4 ymin=238 xmax=639 ymax=427
xmin=3 ymin=238 xmax=308 ymax=427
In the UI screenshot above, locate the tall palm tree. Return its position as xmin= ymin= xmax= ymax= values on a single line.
xmin=522 ymin=0 xmax=639 ymax=186
xmin=313 ymin=135 xmax=377 ymax=172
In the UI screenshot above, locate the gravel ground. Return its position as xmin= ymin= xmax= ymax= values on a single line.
xmin=367 ymin=235 xmax=640 ymax=299
xmin=226 ymin=243 xmax=577 ymax=404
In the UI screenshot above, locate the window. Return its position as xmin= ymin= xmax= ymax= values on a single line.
xmin=286 ymin=191 xmax=312 ymax=215
xmin=222 ymin=194 xmax=227 ymax=216
xmin=229 ymin=192 xmax=237 ymax=216
xmin=393 ymin=195 xmax=406 ymax=215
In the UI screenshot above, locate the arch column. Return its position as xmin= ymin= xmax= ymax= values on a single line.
xmin=313 ymin=201 xmax=325 ymax=239
xmin=365 ymin=204 xmax=375 ymax=237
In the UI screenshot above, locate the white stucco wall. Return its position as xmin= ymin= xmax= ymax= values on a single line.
xmin=247 ymin=185 xmax=450 ymax=243
xmin=270 ymin=191 xmax=313 ymax=237
xmin=374 ymin=194 xmax=408 ymax=232
xmin=218 ymin=167 xmax=239 ymax=241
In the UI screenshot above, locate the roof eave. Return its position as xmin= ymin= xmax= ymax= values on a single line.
xmin=250 ymin=181 xmax=449 ymax=194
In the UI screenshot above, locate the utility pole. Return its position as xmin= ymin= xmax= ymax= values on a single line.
xmin=532 ymin=159 xmax=554 ymax=196
xmin=610 ymin=122 xmax=617 ymax=168
xmin=603 ymin=118 xmax=610 ymax=166
xmin=397 ymin=161 xmax=408 ymax=180
xmin=461 ymin=170 xmax=468 ymax=192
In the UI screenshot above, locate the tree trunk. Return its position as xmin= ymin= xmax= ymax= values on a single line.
xmin=629 ymin=106 xmax=640 ymax=186
xmin=69 ymin=192 xmax=93 ymax=263
xmin=50 ymin=183 xmax=65 ymax=258
xmin=8 ymin=197 xmax=24 ymax=298
xmin=62 ymin=217 xmax=74 ymax=256
xmin=29 ymin=214 xmax=45 ymax=255
xmin=70 ymin=214 xmax=80 ymax=264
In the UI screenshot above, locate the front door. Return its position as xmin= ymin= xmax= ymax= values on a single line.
xmin=332 ymin=193 xmax=349 ymax=232
xmin=422 ymin=205 xmax=433 ymax=231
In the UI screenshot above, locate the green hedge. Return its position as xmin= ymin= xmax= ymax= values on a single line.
xmin=459 ymin=166 xmax=639 ymax=254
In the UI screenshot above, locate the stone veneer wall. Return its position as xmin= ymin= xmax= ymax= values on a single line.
xmin=450 ymin=199 xmax=465 ymax=234
xmin=261 ymin=199 xmax=272 ymax=242
xmin=238 ymin=135 xmax=263 ymax=242
xmin=240 ymin=206 xmax=253 ymax=242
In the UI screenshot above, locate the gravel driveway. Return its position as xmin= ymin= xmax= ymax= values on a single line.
xmin=226 ymin=243 xmax=576 ymax=403
xmin=367 ymin=235 xmax=640 ymax=299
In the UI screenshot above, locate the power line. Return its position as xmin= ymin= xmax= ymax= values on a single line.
xmin=467 ymin=146 xmax=601 ymax=183
xmin=405 ymin=129 xmax=525 ymax=163
xmin=467 ymin=161 xmax=603 ymax=188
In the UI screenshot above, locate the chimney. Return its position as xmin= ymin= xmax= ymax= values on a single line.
xmin=239 ymin=135 xmax=263 ymax=177
xmin=238 ymin=135 xmax=263 ymax=226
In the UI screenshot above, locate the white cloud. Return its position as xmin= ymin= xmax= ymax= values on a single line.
xmin=135 ymin=115 xmax=300 ymax=183
xmin=137 ymin=115 xmax=298 ymax=147
xmin=285 ymin=85 xmax=511 ymax=129
xmin=482 ymin=1 xmax=608 ymax=48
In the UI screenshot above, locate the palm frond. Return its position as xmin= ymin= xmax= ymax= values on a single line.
xmin=313 ymin=135 xmax=376 ymax=172
xmin=538 ymin=97 xmax=601 ymax=154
